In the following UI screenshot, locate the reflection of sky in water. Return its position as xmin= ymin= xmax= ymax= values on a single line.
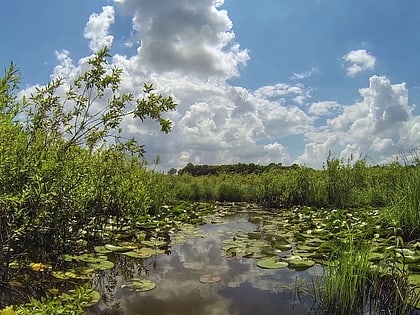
xmin=90 ymin=212 xmax=311 ymax=315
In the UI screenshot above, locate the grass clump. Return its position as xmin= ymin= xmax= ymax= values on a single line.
xmin=314 ymin=229 xmax=419 ymax=315
xmin=315 ymin=233 xmax=371 ymax=314
xmin=391 ymin=166 xmax=420 ymax=241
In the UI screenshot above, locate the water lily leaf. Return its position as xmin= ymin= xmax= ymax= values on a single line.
xmin=287 ymin=258 xmax=315 ymax=270
xmin=257 ymin=257 xmax=288 ymax=269
xmin=51 ymin=268 xmax=94 ymax=280
xmin=261 ymin=246 xmax=280 ymax=256
xmin=123 ymin=247 xmax=155 ymax=259
xmin=104 ymin=244 xmax=133 ymax=252
xmin=121 ymin=278 xmax=156 ymax=292
xmin=89 ymin=260 xmax=115 ymax=271
xmin=94 ymin=246 xmax=112 ymax=254
xmin=273 ymin=243 xmax=293 ymax=251
xmin=248 ymin=231 xmax=262 ymax=239
xmin=199 ymin=274 xmax=222 ymax=284
xmin=141 ymin=240 xmax=167 ymax=248
xmin=78 ymin=254 xmax=108 ymax=264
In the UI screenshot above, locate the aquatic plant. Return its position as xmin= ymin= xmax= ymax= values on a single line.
xmin=390 ymin=165 xmax=420 ymax=241
xmin=313 ymin=227 xmax=419 ymax=315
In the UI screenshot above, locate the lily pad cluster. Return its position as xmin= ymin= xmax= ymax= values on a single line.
xmin=215 ymin=204 xmax=420 ymax=276
xmin=52 ymin=254 xmax=114 ymax=280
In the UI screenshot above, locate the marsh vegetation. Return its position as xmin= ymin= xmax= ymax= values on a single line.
xmin=1 ymin=50 xmax=420 ymax=314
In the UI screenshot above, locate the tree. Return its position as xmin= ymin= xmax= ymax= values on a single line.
xmin=21 ymin=47 xmax=177 ymax=156
xmin=168 ymin=168 xmax=178 ymax=176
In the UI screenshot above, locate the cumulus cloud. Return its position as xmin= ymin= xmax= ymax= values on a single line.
xmin=84 ymin=6 xmax=115 ymax=52
xmin=343 ymin=49 xmax=375 ymax=77
xmin=298 ymin=75 xmax=416 ymax=167
xmin=308 ymin=101 xmax=342 ymax=117
xmin=114 ymin=0 xmax=249 ymax=80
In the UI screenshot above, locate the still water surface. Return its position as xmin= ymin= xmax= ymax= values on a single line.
xmin=90 ymin=212 xmax=316 ymax=315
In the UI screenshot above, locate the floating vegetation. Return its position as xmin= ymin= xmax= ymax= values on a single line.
xmin=257 ymin=257 xmax=288 ymax=269
xmin=104 ymin=244 xmax=136 ymax=252
xmin=123 ymin=247 xmax=155 ymax=259
xmin=121 ymin=278 xmax=156 ymax=292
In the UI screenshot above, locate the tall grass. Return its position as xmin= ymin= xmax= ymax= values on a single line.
xmin=313 ymin=228 xmax=419 ymax=315
xmin=315 ymin=231 xmax=371 ymax=314
xmin=391 ymin=166 xmax=420 ymax=240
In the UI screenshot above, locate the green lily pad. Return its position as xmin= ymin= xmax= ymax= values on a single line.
xmin=260 ymin=246 xmax=280 ymax=256
xmin=257 ymin=257 xmax=288 ymax=269
xmin=121 ymin=278 xmax=156 ymax=292
xmin=287 ymin=258 xmax=315 ymax=270
xmin=104 ymin=244 xmax=133 ymax=252
xmin=141 ymin=240 xmax=168 ymax=248
xmin=78 ymin=254 xmax=108 ymax=264
xmin=51 ymin=268 xmax=95 ymax=280
xmin=89 ymin=260 xmax=115 ymax=271
xmin=123 ymin=247 xmax=155 ymax=259
xmin=94 ymin=246 xmax=113 ymax=254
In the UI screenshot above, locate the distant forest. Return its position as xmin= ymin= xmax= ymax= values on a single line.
xmin=174 ymin=162 xmax=300 ymax=176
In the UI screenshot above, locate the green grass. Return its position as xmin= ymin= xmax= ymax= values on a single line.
xmin=313 ymin=228 xmax=420 ymax=315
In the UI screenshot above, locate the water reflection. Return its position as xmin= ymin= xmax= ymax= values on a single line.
xmin=90 ymin=212 xmax=311 ymax=315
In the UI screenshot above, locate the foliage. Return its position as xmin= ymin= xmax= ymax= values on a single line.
xmin=387 ymin=165 xmax=420 ymax=241
xmin=313 ymin=228 xmax=418 ymax=315
xmin=0 ymin=47 xmax=176 ymax=280
xmin=15 ymin=283 xmax=100 ymax=315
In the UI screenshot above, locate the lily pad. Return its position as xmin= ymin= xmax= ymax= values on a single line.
xmin=121 ymin=278 xmax=156 ymax=292
xmin=141 ymin=239 xmax=168 ymax=248
xmin=199 ymin=274 xmax=222 ymax=284
xmin=78 ymin=254 xmax=108 ymax=264
xmin=104 ymin=244 xmax=133 ymax=252
xmin=94 ymin=245 xmax=112 ymax=254
xmin=257 ymin=257 xmax=288 ymax=269
xmin=89 ymin=260 xmax=115 ymax=271
xmin=51 ymin=268 xmax=94 ymax=280
xmin=287 ymin=258 xmax=315 ymax=270
xmin=123 ymin=247 xmax=155 ymax=259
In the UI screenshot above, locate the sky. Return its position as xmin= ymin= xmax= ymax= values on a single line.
xmin=2 ymin=0 xmax=420 ymax=169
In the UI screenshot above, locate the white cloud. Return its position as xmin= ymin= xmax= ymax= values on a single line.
xmin=84 ymin=6 xmax=115 ymax=52
xmin=298 ymin=75 xmax=417 ymax=167
xmin=308 ymin=101 xmax=342 ymax=117
xmin=290 ymin=67 xmax=320 ymax=80
xmin=343 ymin=49 xmax=375 ymax=77
xmin=114 ymin=0 xmax=249 ymax=80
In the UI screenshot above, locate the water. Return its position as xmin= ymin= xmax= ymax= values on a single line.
xmin=89 ymin=212 xmax=315 ymax=315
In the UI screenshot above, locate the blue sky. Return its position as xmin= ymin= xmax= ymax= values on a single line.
xmin=1 ymin=0 xmax=420 ymax=169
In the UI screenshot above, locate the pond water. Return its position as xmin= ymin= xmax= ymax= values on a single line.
xmin=89 ymin=211 xmax=318 ymax=315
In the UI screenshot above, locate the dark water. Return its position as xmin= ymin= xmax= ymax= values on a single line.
xmin=90 ymin=213 xmax=316 ymax=315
